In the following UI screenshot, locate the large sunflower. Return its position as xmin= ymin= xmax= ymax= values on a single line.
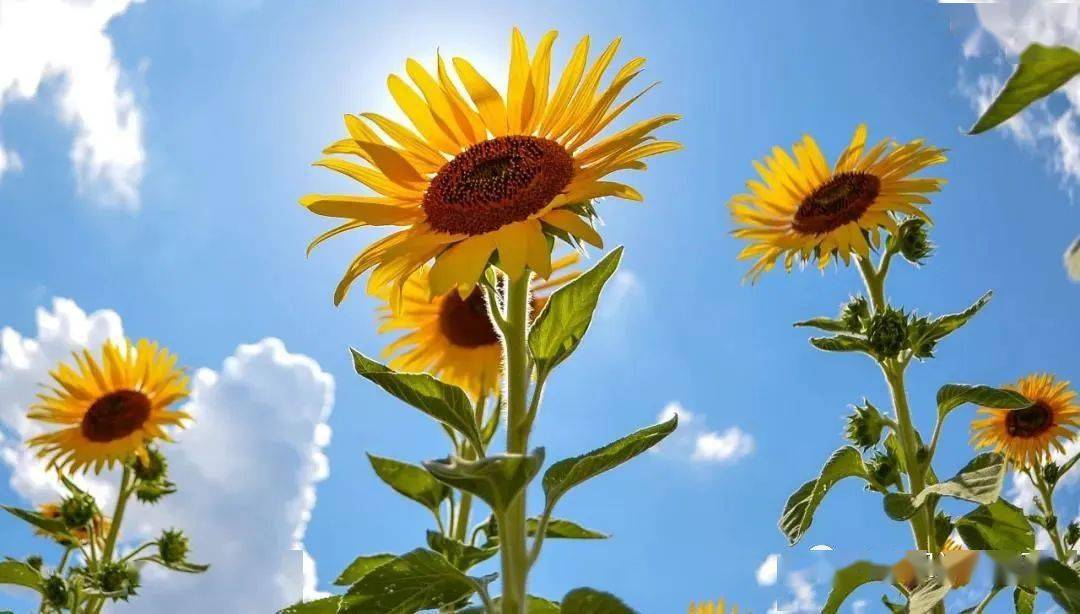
xmin=971 ymin=373 xmax=1080 ymax=469
xmin=27 ymin=339 xmax=191 ymax=474
xmin=302 ymin=28 xmax=679 ymax=305
xmin=375 ymin=253 xmax=579 ymax=398
xmin=730 ymin=125 xmax=946 ymax=281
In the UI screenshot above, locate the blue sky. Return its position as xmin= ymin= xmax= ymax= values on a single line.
xmin=1 ymin=1 xmax=1079 ymax=612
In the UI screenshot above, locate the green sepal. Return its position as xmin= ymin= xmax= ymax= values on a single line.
xmin=779 ymin=446 xmax=870 ymax=545
xmin=969 ymin=44 xmax=1080 ymax=134
xmin=425 ymin=449 xmax=545 ymax=513
xmin=141 ymin=555 xmax=210 ymax=573
xmin=366 ymin=453 xmax=450 ymax=511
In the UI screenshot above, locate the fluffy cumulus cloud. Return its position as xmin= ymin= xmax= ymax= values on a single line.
xmin=768 ymin=569 xmax=820 ymax=614
xmin=0 ymin=299 xmax=334 ymax=612
xmin=0 ymin=0 xmax=145 ymax=206
xmin=654 ymin=402 xmax=754 ymax=464
xmin=756 ymin=553 xmax=780 ymax=587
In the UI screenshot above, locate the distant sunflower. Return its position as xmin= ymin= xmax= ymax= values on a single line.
xmin=302 ymin=27 xmax=679 ymax=306
xmin=36 ymin=503 xmax=111 ymax=548
xmin=688 ymin=599 xmax=739 ymax=614
xmin=893 ymin=538 xmax=978 ymax=590
xmin=730 ymin=125 xmax=946 ymax=281
xmin=27 ymin=339 xmax=191 ymax=474
xmin=375 ymin=254 xmax=579 ymax=397
xmin=971 ymin=373 xmax=1080 ymax=469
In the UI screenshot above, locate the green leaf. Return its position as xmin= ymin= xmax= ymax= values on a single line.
xmin=279 ymin=596 xmax=343 ymax=614
xmin=542 ymin=416 xmax=677 ymax=509
xmin=367 ymin=454 xmax=450 ymax=511
xmin=1 ymin=505 xmax=68 ymax=535
xmin=1036 ymin=557 xmax=1080 ymax=611
xmin=334 ymin=554 xmax=396 ymax=586
xmin=527 ymin=518 xmax=608 ymax=540
xmin=560 ymin=588 xmax=636 ymax=614
xmin=426 ymin=531 xmax=499 ymax=571
xmin=909 ymin=292 xmax=992 ymax=356
xmin=529 ymin=247 xmax=623 ymax=374
xmin=970 ymin=44 xmax=1080 ymax=134
xmin=883 ymin=493 xmax=916 ymax=521
xmin=956 ymin=499 xmax=1035 ymax=551
xmin=461 ymin=596 xmax=561 ymax=614
xmin=143 ymin=556 xmax=210 ymax=573
xmin=1014 ymin=587 xmax=1036 ymax=614
xmin=779 ymin=446 xmax=870 ymax=545
xmin=0 ymin=560 xmax=41 ymax=592
xmin=822 ymin=561 xmax=891 ymax=614
xmin=809 ymin=335 xmax=872 ymax=354
xmin=912 ymin=453 xmax=1007 ymax=508
xmin=794 ymin=317 xmax=849 ymax=333
xmin=350 ymin=351 xmax=485 ymax=452
xmin=425 ymin=449 xmax=545 ymax=513
xmin=341 ymin=549 xmax=481 ymax=613
xmin=937 ymin=383 xmax=1029 ymax=422
xmin=908 ymin=578 xmax=950 ymax=614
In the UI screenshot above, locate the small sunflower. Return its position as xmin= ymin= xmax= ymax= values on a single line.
xmin=27 ymin=339 xmax=191 ymax=474
xmin=730 ymin=124 xmax=946 ymax=281
xmin=971 ymin=373 xmax=1080 ymax=469
xmin=688 ymin=599 xmax=739 ymax=614
xmin=36 ymin=503 xmax=111 ymax=547
xmin=302 ymin=27 xmax=679 ymax=306
xmin=893 ymin=538 xmax=978 ymax=590
xmin=375 ymin=253 xmax=580 ymax=397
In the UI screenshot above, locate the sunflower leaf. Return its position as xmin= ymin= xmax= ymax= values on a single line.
xmin=780 ymin=446 xmax=870 ymax=545
xmin=425 ymin=449 xmax=545 ymax=513
xmin=340 ymin=549 xmax=483 ymax=613
xmin=560 ymin=587 xmax=637 ymax=614
xmin=1 ymin=505 xmax=68 ymax=535
xmin=822 ymin=561 xmax=891 ymax=614
xmin=1014 ymin=587 xmax=1036 ymax=614
xmin=970 ymin=44 xmax=1080 ymax=134
xmin=809 ymin=335 xmax=872 ymax=354
xmin=528 ymin=518 xmax=609 ymax=540
xmin=367 ymin=454 xmax=450 ymax=512
xmin=459 ymin=596 xmax=561 ymax=614
xmin=0 ymin=560 xmax=42 ymax=592
xmin=425 ymin=531 xmax=499 ymax=571
xmin=912 ymin=453 xmax=1007 ymax=508
xmin=937 ymin=383 xmax=1030 ymax=422
xmin=334 ymin=554 xmax=396 ymax=587
xmin=794 ymin=317 xmax=849 ymax=333
xmin=908 ymin=291 xmax=992 ymax=358
xmin=542 ymin=416 xmax=677 ymax=511
xmin=350 ymin=350 xmax=485 ymax=453
xmin=1035 ymin=558 xmax=1080 ymax=612
xmin=956 ymin=500 xmax=1035 ymax=551
xmin=530 ymin=247 xmax=623 ymax=375
xmin=279 ymin=596 xmax=343 ymax=614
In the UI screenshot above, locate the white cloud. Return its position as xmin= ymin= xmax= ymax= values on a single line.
xmin=809 ymin=544 xmax=833 ymax=552
xmin=852 ymin=600 xmax=868 ymax=614
xmin=756 ymin=553 xmax=780 ymax=586
xmin=0 ymin=299 xmax=335 ymax=612
xmin=963 ymin=1 xmax=1080 ymax=189
xmin=768 ymin=569 xmax=820 ymax=614
xmin=0 ymin=0 xmax=146 ymax=207
xmin=653 ymin=402 xmax=754 ymax=464
xmin=0 ymin=144 xmax=21 ymax=182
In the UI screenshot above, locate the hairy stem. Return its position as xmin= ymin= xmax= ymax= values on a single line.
xmin=1033 ymin=470 xmax=1068 ymax=561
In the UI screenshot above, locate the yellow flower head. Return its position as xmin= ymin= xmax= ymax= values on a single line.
xmin=971 ymin=373 xmax=1080 ymax=469
xmin=375 ymin=253 xmax=580 ymax=398
xmin=302 ymin=27 xmax=679 ymax=306
xmin=730 ymin=125 xmax=946 ymax=281
xmin=688 ymin=599 xmax=739 ymax=614
xmin=27 ymin=339 xmax=191 ymax=474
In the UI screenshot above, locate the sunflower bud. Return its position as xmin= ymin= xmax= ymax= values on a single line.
xmin=60 ymin=493 xmax=98 ymax=529
xmin=26 ymin=555 xmax=44 ymax=571
xmin=133 ymin=446 xmax=168 ymax=482
xmin=43 ymin=575 xmax=68 ymax=607
xmin=868 ymin=448 xmax=902 ymax=490
xmin=844 ymin=400 xmax=886 ymax=450
xmin=1066 ymin=521 xmax=1080 ymax=549
xmin=896 ymin=218 xmax=934 ymax=265
xmin=158 ymin=528 xmax=190 ymax=565
xmin=866 ymin=308 xmax=908 ymax=359
xmin=135 ymin=479 xmax=176 ymax=504
xmin=841 ymin=296 xmax=870 ymax=333
xmin=1043 ymin=461 xmax=1061 ymax=487
xmin=95 ymin=561 xmax=140 ymax=600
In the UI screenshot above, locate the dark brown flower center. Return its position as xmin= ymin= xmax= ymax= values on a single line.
xmin=439 ymin=288 xmax=501 ymax=348
xmin=792 ymin=172 xmax=881 ymax=235
xmin=423 ymin=135 xmax=574 ymax=235
xmin=81 ymin=389 xmax=151 ymax=443
xmin=1005 ymin=402 xmax=1054 ymax=438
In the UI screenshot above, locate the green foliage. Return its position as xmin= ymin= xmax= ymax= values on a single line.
xmin=334 ymin=554 xmax=396 ymax=586
xmin=527 ymin=518 xmax=608 ymax=540
xmin=1014 ymin=587 xmax=1036 ymax=614
xmin=936 ymin=383 xmax=1029 ymax=422
xmin=366 ymin=453 xmax=450 ymax=511
xmin=844 ymin=400 xmax=886 ymax=450
xmin=956 ymin=499 xmax=1035 ymax=551
xmin=907 ymin=291 xmax=992 ymax=359
xmin=970 ymin=44 xmax=1080 ymax=134
xmin=914 ymin=452 xmax=1006 ymax=507
xmin=425 ymin=449 xmax=545 ymax=512
xmin=340 ymin=549 xmax=485 ymax=613
xmin=822 ymin=560 xmax=890 ymax=614
xmin=280 ymin=596 xmax=344 ymax=613
xmin=780 ymin=446 xmax=869 ymax=545
xmin=426 ymin=531 xmax=499 ymax=571
xmin=559 ymin=587 xmax=636 ymax=613
xmin=529 ymin=247 xmax=623 ymax=375
xmin=0 ymin=559 xmax=42 ymax=592
xmin=351 ymin=351 xmax=486 ymax=452
xmin=460 ymin=595 xmax=561 ymax=614
xmin=1036 ymin=557 xmax=1080 ymax=611
xmin=1 ymin=505 xmax=67 ymax=535
xmin=808 ymin=334 xmax=872 ymax=354
xmin=542 ymin=416 xmax=677 ymax=511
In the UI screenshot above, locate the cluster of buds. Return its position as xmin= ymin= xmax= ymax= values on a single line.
xmin=868 ymin=446 xmax=903 ymax=491
xmin=866 ymin=306 xmax=909 ymax=360
xmin=133 ymin=446 xmax=177 ymax=504
xmin=90 ymin=561 xmax=141 ymax=601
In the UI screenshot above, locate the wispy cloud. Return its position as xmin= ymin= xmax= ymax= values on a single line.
xmin=756 ymin=553 xmax=780 ymax=587
xmin=654 ymin=402 xmax=755 ymax=464
xmin=0 ymin=0 xmax=146 ymax=207
xmin=768 ymin=569 xmax=821 ymax=614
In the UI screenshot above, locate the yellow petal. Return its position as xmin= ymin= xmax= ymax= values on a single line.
xmin=506 ymin=27 xmax=534 ymax=134
xmin=541 ymin=209 xmax=603 ymax=248
xmin=453 ymin=57 xmax=508 ymax=137
xmin=525 ymin=30 xmax=558 ymax=134
xmin=428 ymin=236 xmax=496 ymax=296
xmin=522 ymin=219 xmax=552 ymax=277
xmin=349 ymin=140 xmax=428 ymax=188
xmin=299 ymin=194 xmax=421 ymax=223
xmin=539 ymin=35 xmax=589 ymax=137
xmin=494 ymin=223 xmax=528 ymax=279
xmin=388 ymin=74 xmax=461 ymax=154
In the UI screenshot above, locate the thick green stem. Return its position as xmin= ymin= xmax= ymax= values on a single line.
xmin=1033 ymin=471 xmax=1069 ymax=561
xmin=88 ymin=466 xmax=134 ymax=613
xmin=497 ymin=273 xmax=532 ymax=614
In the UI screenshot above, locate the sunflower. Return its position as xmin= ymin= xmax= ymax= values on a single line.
xmin=302 ymin=28 xmax=679 ymax=306
xmin=27 ymin=339 xmax=191 ymax=474
xmin=971 ymin=373 xmax=1080 ymax=469
xmin=688 ymin=599 xmax=739 ymax=614
xmin=36 ymin=503 xmax=111 ymax=547
xmin=892 ymin=538 xmax=978 ymax=590
xmin=375 ymin=253 xmax=579 ymax=397
xmin=730 ymin=124 xmax=946 ymax=281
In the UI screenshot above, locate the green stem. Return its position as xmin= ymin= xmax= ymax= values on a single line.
xmin=973 ymin=586 xmax=1002 ymax=614
xmin=1033 ymin=470 xmax=1068 ymax=561
xmin=497 ymin=272 xmax=532 ymax=614
xmin=89 ymin=466 xmax=134 ymax=614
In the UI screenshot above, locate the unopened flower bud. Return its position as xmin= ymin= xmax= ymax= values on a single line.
xmin=841 ymin=296 xmax=870 ymax=333
xmin=844 ymin=400 xmax=886 ymax=450
xmin=135 ymin=479 xmax=176 ymax=504
xmin=158 ymin=528 xmax=190 ymax=565
xmin=867 ymin=308 xmax=909 ymax=359
xmin=897 ymin=218 xmax=934 ymax=265
xmin=43 ymin=575 xmax=68 ymax=607
xmin=26 ymin=555 xmax=43 ymax=571
xmin=60 ymin=493 xmax=98 ymax=529
xmin=133 ymin=446 xmax=169 ymax=482
xmin=868 ymin=449 xmax=902 ymax=490
xmin=1043 ymin=462 xmax=1061 ymax=487
xmin=1066 ymin=522 xmax=1080 ymax=549
xmin=96 ymin=561 xmax=139 ymax=600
